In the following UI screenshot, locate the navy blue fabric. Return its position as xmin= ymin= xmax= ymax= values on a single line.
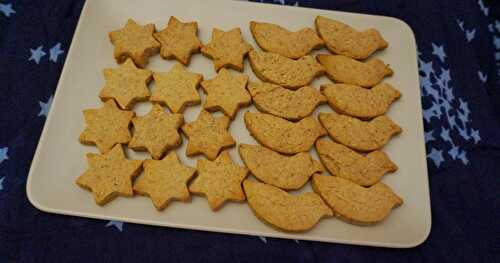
xmin=1 ymin=0 xmax=499 ymax=262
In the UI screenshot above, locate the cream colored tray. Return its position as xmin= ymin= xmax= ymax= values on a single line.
xmin=26 ymin=0 xmax=431 ymax=248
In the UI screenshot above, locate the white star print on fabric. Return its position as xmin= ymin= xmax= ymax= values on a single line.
xmin=0 ymin=3 xmax=15 ymax=17
xmin=49 ymin=43 xmax=64 ymax=63
xmin=427 ymin=148 xmax=444 ymax=168
xmin=29 ymin=46 xmax=46 ymax=64
xmin=431 ymin=43 xmax=446 ymax=63
xmin=478 ymin=0 xmax=489 ymax=16
xmin=425 ymin=130 xmax=435 ymax=143
xmin=106 ymin=221 xmax=124 ymax=232
xmin=258 ymin=236 xmax=267 ymax=243
xmin=38 ymin=96 xmax=53 ymax=117
xmin=478 ymin=71 xmax=487 ymax=83
xmin=0 ymin=147 xmax=8 ymax=164
xmin=293 ymin=239 xmax=299 ymax=243
xmin=273 ymin=0 xmax=285 ymax=4
xmin=0 ymin=177 xmax=4 ymax=191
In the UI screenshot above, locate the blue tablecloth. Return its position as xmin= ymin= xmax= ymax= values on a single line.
xmin=1 ymin=0 xmax=499 ymax=262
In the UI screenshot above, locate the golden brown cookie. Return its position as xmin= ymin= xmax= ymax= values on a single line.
xmin=243 ymin=180 xmax=333 ymax=232
xmin=201 ymin=68 xmax=251 ymax=119
xmin=317 ymin=54 xmax=393 ymax=87
xmin=151 ymin=63 xmax=203 ymax=113
xmin=109 ymin=19 xmax=160 ymax=68
xmin=239 ymin=144 xmax=324 ymax=190
xmin=128 ymin=104 xmax=184 ymax=160
xmin=153 ymin=16 xmax=202 ymax=65
xmin=249 ymin=50 xmax=325 ymax=89
xmin=315 ymin=16 xmax=388 ymax=59
xmin=315 ymin=139 xmax=397 ymax=186
xmin=321 ymin=83 xmax=401 ymax=120
xmin=99 ymin=58 xmax=152 ymax=110
xmin=201 ymin=28 xmax=253 ymax=72
xmin=248 ymin=81 xmax=326 ymax=121
xmin=181 ymin=110 xmax=235 ymax=160
xmin=133 ymin=152 xmax=196 ymax=210
xmin=318 ymin=112 xmax=402 ymax=152
xmin=189 ymin=151 xmax=248 ymax=211
xmin=76 ymin=144 xmax=142 ymax=206
xmin=244 ymin=112 xmax=326 ymax=154
xmin=311 ymin=175 xmax=402 ymax=225
xmin=79 ymin=100 xmax=134 ymax=153
xmin=250 ymin=21 xmax=323 ymax=59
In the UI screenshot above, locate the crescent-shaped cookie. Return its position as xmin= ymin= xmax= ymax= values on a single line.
xmin=312 ymin=175 xmax=402 ymax=225
xmin=243 ymin=180 xmax=333 ymax=232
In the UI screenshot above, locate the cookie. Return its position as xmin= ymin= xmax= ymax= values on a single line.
xmin=317 ymin=54 xmax=393 ymax=87
xmin=133 ymin=152 xmax=196 ymax=210
xmin=250 ymin=21 xmax=323 ymax=59
xmin=76 ymin=144 xmax=142 ymax=206
xmin=311 ymin=175 xmax=402 ymax=225
xmin=153 ymin=16 xmax=202 ymax=65
xmin=244 ymin=112 xmax=326 ymax=154
xmin=128 ymin=104 xmax=184 ymax=160
xmin=99 ymin=58 xmax=152 ymax=110
xmin=201 ymin=68 xmax=251 ymax=119
xmin=318 ymin=112 xmax=402 ymax=152
xmin=315 ymin=16 xmax=388 ymax=59
xmin=239 ymin=144 xmax=324 ymax=190
xmin=201 ymin=28 xmax=253 ymax=72
xmin=79 ymin=100 xmax=134 ymax=153
xmin=189 ymin=151 xmax=248 ymax=211
xmin=181 ymin=110 xmax=235 ymax=160
xmin=315 ymin=139 xmax=397 ymax=186
xmin=109 ymin=19 xmax=160 ymax=68
xmin=248 ymin=81 xmax=326 ymax=121
xmin=321 ymin=83 xmax=401 ymax=120
xmin=248 ymin=50 xmax=325 ymax=89
xmin=151 ymin=63 xmax=203 ymax=113
xmin=243 ymin=180 xmax=333 ymax=232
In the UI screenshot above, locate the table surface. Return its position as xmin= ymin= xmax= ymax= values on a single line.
xmin=0 ymin=0 xmax=499 ymax=262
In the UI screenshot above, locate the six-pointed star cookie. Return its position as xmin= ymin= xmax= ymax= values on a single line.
xmin=201 ymin=68 xmax=251 ymax=119
xmin=181 ymin=110 xmax=235 ymax=160
xmin=76 ymin=144 xmax=143 ymax=206
xmin=79 ymin=100 xmax=134 ymax=153
xmin=201 ymin=28 xmax=253 ymax=72
xmin=133 ymin=152 xmax=196 ymax=210
xmin=128 ymin=104 xmax=184 ymax=159
xmin=189 ymin=151 xmax=249 ymax=211
xmin=99 ymin=58 xmax=152 ymax=110
xmin=109 ymin=19 xmax=160 ymax=68
xmin=154 ymin=16 xmax=202 ymax=65
xmin=151 ymin=63 xmax=203 ymax=113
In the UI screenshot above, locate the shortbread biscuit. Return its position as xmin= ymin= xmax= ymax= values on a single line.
xmin=243 ymin=180 xmax=333 ymax=232
xmin=248 ymin=81 xmax=326 ymax=121
xmin=250 ymin=21 xmax=323 ymax=59
xmin=318 ymin=112 xmax=402 ymax=152
xmin=317 ymin=54 xmax=392 ymax=87
xmin=201 ymin=28 xmax=253 ymax=72
xmin=244 ymin=112 xmax=326 ymax=154
xmin=249 ymin=50 xmax=324 ymax=89
xmin=312 ymin=175 xmax=402 ymax=225
xmin=321 ymin=83 xmax=401 ymax=120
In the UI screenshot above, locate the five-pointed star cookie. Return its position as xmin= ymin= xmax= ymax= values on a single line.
xmin=79 ymin=100 xmax=134 ymax=153
xmin=128 ymin=104 xmax=184 ymax=159
xmin=151 ymin=63 xmax=203 ymax=113
xmin=154 ymin=16 xmax=202 ymax=65
xmin=189 ymin=151 xmax=249 ymax=211
xmin=99 ymin=58 xmax=153 ymax=110
xmin=109 ymin=19 xmax=160 ymax=68
xmin=201 ymin=28 xmax=253 ymax=72
xmin=181 ymin=110 xmax=235 ymax=160
xmin=76 ymin=144 xmax=143 ymax=206
xmin=133 ymin=152 xmax=196 ymax=210
xmin=201 ymin=68 xmax=251 ymax=119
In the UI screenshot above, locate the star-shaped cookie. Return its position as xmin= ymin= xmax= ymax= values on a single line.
xmin=201 ymin=28 xmax=253 ymax=72
xmin=189 ymin=151 xmax=249 ymax=211
xmin=181 ymin=110 xmax=235 ymax=160
xmin=109 ymin=19 xmax=160 ymax=68
xmin=133 ymin=152 xmax=196 ymax=210
xmin=99 ymin=58 xmax=152 ymax=110
xmin=154 ymin=16 xmax=202 ymax=65
xmin=76 ymin=144 xmax=142 ymax=206
xmin=151 ymin=63 xmax=203 ymax=113
xmin=128 ymin=104 xmax=184 ymax=160
xmin=201 ymin=68 xmax=251 ymax=119
xmin=79 ymin=100 xmax=134 ymax=153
